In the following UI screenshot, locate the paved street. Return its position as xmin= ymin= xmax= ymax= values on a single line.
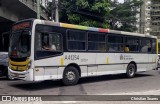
xmin=0 ymin=70 xmax=160 ymax=95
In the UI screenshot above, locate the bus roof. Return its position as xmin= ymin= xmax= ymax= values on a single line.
xmin=16 ymin=19 xmax=157 ymax=39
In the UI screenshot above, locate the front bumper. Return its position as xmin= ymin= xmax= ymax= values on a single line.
xmin=8 ymin=67 xmax=34 ymax=81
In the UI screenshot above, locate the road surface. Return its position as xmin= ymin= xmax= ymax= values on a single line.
xmin=0 ymin=70 xmax=160 ymax=95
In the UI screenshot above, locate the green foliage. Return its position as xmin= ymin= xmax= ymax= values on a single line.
xmin=48 ymin=0 xmax=110 ymax=28
xmin=47 ymin=0 xmax=143 ymax=32
xmin=108 ymin=0 xmax=143 ymax=32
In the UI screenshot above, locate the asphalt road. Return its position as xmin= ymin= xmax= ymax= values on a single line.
xmin=0 ymin=70 xmax=160 ymax=95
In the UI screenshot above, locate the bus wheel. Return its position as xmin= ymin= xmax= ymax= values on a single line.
xmin=5 ymin=69 xmax=11 ymax=80
xmin=126 ymin=64 xmax=136 ymax=78
xmin=62 ymin=66 xmax=79 ymax=86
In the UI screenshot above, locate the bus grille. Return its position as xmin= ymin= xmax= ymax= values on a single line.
xmin=9 ymin=58 xmax=29 ymax=71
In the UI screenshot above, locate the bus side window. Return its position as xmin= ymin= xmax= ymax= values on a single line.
xmin=148 ymin=47 xmax=151 ymax=53
xmin=147 ymin=39 xmax=156 ymax=53
xmin=126 ymin=37 xmax=139 ymax=52
xmin=41 ymin=33 xmax=51 ymax=50
xmin=140 ymin=38 xmax=148 ymax=53
xmin=108 ymin=35 xmax=124 ymax=52
xmin=68 ymin=30 xmax=86 ymax=51
xmin=40 ymin=33 xmax=58 ymax=51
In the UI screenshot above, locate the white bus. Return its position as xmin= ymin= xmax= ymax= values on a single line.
xmin=8 ymin=19 xmax=158 ymax=85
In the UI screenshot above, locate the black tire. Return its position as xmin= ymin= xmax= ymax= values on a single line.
xmin=126 ymin=64 xmax=136 ymax=78
xmin=5 ymin=70 xmax=9 ymax=79
xmin=0 ymin=66 xmax=9 ymax=79
xmin=4 ymin=67 xmax=13 ymax=80
xmin=4 ymin=68 xmax=10 ymax=80
xmin=62 ymin=66 xmax=79 ymax=86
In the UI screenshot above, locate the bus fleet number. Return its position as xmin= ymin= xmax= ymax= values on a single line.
xmin=65 ymin=55 xmax=79 ymax=61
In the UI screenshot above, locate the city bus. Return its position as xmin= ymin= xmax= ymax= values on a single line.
xmin=0 ymin=32 xmax=10 ymax=78
xmin=8 ymin=19 xmax=158 ymax=85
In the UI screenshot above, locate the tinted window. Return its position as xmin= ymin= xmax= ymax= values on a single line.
xmin=108 ymin=35 xmax=123 ymax=43
xmin=36 ymin=33 xmax=61 ymax=51
xmin=151 ymin=39 xmax=156 ymax=54
xmin=140 ymin=38 xmax=148 ymax=53
xmin=35 ymin=25 xmax=62 ymax=59
xmin=147 ymin=39 xmax=156 ymax=53
xmin=108 ymin=35 xmax=124 ymax=52
xmin=67 ymin=30 xmax=86 ymax=51
xmin=9 ymin=31 xmax=31 ymax=58
xmin=125 ymin=37 xmax=139 ymax=52
xmin=140 ymin=38 xmax=156 ymax=53
xmin=88 ymin=33 xmax=106 ymax=51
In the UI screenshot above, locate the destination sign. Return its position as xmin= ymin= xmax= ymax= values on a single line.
xmin=12 ymin=22 xmax=31 ymax=31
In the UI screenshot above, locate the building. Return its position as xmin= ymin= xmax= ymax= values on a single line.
xmin=140 ymin=0 xmax=160 ymax=39
xmin=122 ymin=0 xmax=141 ymax=33
xmin=0 ymin=0 xmax=49 ymax=35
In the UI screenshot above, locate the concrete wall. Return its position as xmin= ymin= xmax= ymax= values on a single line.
xmin=0 ymin=0 xmax=49 ymax=34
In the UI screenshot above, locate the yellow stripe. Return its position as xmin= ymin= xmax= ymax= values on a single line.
xmin=106 ymin=57 xmax=109 ymax=64
xmin=9 ymin=58 xmax=29 ymax=71
xmin=60 ymin=58 xmax=64 ymax=66
xmin=9 ymin=64 xmax=27 ymax=71
xmin=9 ymin=64 xmax=16 ymax=70
xmin=156 ymin=38 xmax=159 ymax=55
xmin=9 ymin=59 xmax=29 ymax=66
xmin=17 ymin=66 xmax=27 ymax=71
xmin=60 ymin=23 xmax=75 ymax=29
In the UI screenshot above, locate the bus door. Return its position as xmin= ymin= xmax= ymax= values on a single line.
xmin=147 ymin=39 xmax=156 ymax=70
xmin=87 ymin=53 xmax=98 ymax=76
xmin=87 ymin=53 xmax=97 ymax=76
xmin=140 ymin=38 xmax=156 ymax=70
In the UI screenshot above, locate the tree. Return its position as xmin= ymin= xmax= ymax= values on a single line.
xmin=47 ymin=0 xmax=110 ymax=28
xmin=108 ymin=0 xmax=143 ymax=32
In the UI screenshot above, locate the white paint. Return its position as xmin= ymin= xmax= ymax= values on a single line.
xmin=97 ymin=70 xmax=126 ymax=76
xmin=8 ymin=19 xmax=158 ymax=82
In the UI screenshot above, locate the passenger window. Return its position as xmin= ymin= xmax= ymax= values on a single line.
xmin=40 ymin=33 xmax=61 ymax=51
xmin=147 ymin=39 xmax=156 ymax=53
xmin=140 ymin=39 xmax=148 ymax=53
xmin=88 ymin=33 xmax=106 ymax=51
xmin=108 ymin=35 xmax=124 ymax=52
xmin=125 ymin=37 xmax=139 ymax=52
xmin=140 ymin=38 xmax=156 ymax=53
xmin=67 ymin=30 xmax=86 ymax=51
xmin=35 ymin=32 xmax=62 ymax=58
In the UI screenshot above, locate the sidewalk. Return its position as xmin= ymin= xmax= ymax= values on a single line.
xmin=107 ymin=89 xmax=160 ymax=95
xmin=1 ymin=90 xmax=160 ymax=104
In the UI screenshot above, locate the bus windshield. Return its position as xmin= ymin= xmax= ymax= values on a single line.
xmin=9 ymin=30 xmax=31 ymax=58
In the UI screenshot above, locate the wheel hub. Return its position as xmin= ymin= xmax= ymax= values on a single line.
xmin=66 ymin=71 xmax=75 ymax=81
xmin=129 ymin=67 xmax=134 ymax=76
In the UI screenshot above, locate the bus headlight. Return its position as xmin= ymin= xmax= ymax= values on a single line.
xmin=27 ymin=60 xmax=32 ymax=69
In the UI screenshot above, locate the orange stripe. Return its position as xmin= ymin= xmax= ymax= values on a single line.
xmin=98 ymin=28 xmax=109 ymax=33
